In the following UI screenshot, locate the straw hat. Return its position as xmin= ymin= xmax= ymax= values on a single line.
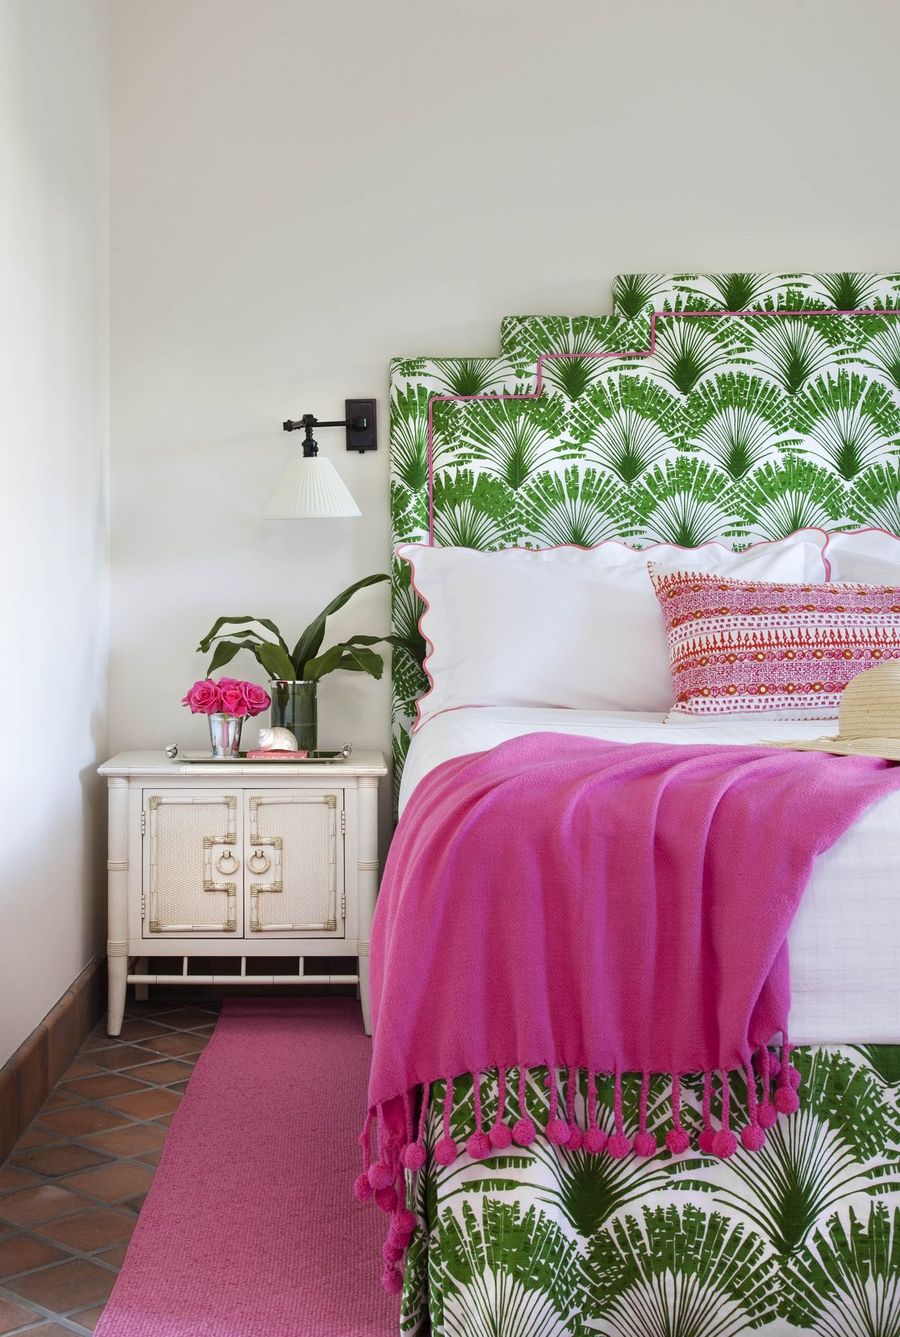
xmin=767 ymin=661 xmax=900 ymax=761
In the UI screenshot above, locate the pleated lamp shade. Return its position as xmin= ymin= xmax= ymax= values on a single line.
xmin=265 ymin=454 xmax=361 ymax=518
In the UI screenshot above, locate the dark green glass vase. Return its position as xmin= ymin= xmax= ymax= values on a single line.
xmin=269 ymin=680 xmax=318 ymax=752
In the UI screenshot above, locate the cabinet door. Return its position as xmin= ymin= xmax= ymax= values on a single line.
xmin=246 ymin=791 xmax=343 ymax=936
xmin=143 ymin=791 xmax=242 ymax=935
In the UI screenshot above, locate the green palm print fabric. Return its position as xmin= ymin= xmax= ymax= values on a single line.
xmin=398 ymin=1050 xmax=900 ymax=1336
xmin=390 ymin=273 xmax=900 ymax=787
xmin=610 ymin=272 xmax=900 ymax=319
xmin=388 ymin=275 xmax=900 ymax=1331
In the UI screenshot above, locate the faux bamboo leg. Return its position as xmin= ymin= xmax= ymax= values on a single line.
xmin=106 ymin=778 xmax=130 ymax=1036
xmin=357 ymin=775 xmax=379 ymax=1036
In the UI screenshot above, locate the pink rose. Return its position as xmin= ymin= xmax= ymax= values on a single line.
xmin=182 ymin=679 xmax=222 ymax=715
xmin=218 ymin=682 xmax=250 ymax=717
xmin=242 ymin=682 xmax=271 ymax=717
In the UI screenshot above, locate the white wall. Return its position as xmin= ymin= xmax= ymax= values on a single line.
xmin=110 ymin=0 xmax=900 ymax=763
xmin=0 ymin=1 xmax=109 ymax=1064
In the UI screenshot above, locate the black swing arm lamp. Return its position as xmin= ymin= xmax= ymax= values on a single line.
xmin=267 ymin=400 xmax=377 ymax=519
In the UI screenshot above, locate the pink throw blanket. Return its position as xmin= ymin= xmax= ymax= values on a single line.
xmin=358 ymin=734 xmax=900 ymax=1292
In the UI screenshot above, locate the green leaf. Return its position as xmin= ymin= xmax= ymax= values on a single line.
xmin=196 ymin=615 xmax=289 ymax=655
xmin=299 ymin=644 xmax=345 ymax=682
xmin=652 ymin=317 xmax=729 ymax=395
xmin=747 ymin=316 xmax=833 ymax=394
xmin=684 ymin=373 xmax=790 ymax=480
xmin=861 ymin=320 xmax=900 ymax=389
xmin=432 ymin=470 xmax=517 ymax=549
xmin=707 ymin=271 xmax=777 ymax=311
xmin=847 ymin=462 xmax=900 ymax=532
xmin=254 ymin=641 xmax=297 ymax=681
xmin=613 ymin=272 xmax=666 ymax=319
xmin=815 ymin=270 xmax=882 ymax=311
xmin=679 ymin=1048 xmax=900 ymax=1257
xmin=390 ymin=384 xmax=431 ymax=492
xmin=518 ymin=467 xmax=633 ymax=548
xmin=302 ymin=642 xmax=384 ymax=681
xmin=206 ymin=638 xmax=264 ymax=676
xmin=462 ymin=395 xmax=561 ymax=491
xmin=292 ymin=573 xmax=389 ymax=673
xmin=735 ymin=457 xmax=845 ymax=540
xmin=791 ymin=370 xmax=900 ymax=481
xmin=629 ymin=457 xmax=731 ymax=547
xmin=519 ymin=1071 xmax=681 ymax=1237
xmin=341 ymin=632 xmax=420 ymax=654
xmin=857 ymin=1044 xmax=900 ymax=1085
xmin=335 ymin=645 xmax=384 ymax=677
xmin=437 ymin=1198 xmax=585 ymax=1336
xmin=204 ymin=629 xmax=267 ymax=646
xmin=784 ymin=1202 xmax=900 ymax=1331
xmin=431 ymin=357 xmax=509 ymax=398
xmin=585 ymin=1203 xmax=778 ymax=1332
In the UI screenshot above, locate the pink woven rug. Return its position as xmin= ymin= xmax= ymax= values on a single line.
xmin=96 ymin=998 xmax=397 ymax=1337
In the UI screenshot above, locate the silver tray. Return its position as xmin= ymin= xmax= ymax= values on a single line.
xmin=165 ymin=744 xmax=353 ymax=764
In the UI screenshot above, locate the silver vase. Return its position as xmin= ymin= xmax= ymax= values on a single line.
xmin=208 ymin=713 xmax=243 ymax=758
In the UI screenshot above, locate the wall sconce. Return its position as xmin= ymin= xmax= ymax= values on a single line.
xmin=265 ymin=399 xmax=376 ymax=519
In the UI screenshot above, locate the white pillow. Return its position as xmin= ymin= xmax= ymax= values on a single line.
xmin=825 ymin=528 xmax=900 ymax=583
xmin=399 ymin=533 xmax=829 ymax=727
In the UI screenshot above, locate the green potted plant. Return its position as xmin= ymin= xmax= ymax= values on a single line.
xmin=197 ymin=574 xmax=407 ymax=752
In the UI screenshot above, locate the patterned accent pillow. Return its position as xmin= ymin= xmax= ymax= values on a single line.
xmin=647 ymin=564 xmax=900 ymax=719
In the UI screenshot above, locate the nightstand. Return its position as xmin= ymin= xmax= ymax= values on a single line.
xmin=98 ymin=750 xmax=387 ymax=1037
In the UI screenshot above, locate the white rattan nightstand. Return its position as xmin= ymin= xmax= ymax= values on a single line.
xmin=98 ymin=751 xmax=387 ymax=1037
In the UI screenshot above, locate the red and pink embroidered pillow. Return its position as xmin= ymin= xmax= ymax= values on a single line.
xmin=647 ymin=564 xmax=900 ymax=718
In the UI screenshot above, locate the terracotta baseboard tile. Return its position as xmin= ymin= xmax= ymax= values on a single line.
xmin=14 ymin=1026 xmax=50 ymax=1133
xmin=0 ymin=1068 xmax=16 ymax=1158
xmin=0 ymin=960 xmax=106 ymax=1163
xmin=45 ymin=994 xmax=81 ymax=1088
xmin=72 ymin=967 xmax=104 ymax=1042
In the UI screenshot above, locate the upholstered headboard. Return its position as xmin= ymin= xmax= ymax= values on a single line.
xmin=389 ymin=272 xmax=900 ymax=782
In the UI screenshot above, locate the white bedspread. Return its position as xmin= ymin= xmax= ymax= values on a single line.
xmin=400 ymin=707 xmax=900 ymax=1045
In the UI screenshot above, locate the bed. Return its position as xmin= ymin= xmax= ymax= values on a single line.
xmin=399 ymin=706 xmax=900 ymax=1049
xmin=382 ymin=273 xmax=900 ymax=1337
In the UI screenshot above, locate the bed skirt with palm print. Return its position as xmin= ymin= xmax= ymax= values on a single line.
xmin=397 ymin=1046 xmax=900 ymax=1337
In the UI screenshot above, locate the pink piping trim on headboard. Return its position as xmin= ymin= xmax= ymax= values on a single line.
xmin=424 ymin=307 xmax=900 ymax=543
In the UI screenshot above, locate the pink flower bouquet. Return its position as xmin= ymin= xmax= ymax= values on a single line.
xmin=181 ymin=677 xmax=271 ymax=719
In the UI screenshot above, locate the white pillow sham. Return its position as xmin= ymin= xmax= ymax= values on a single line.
xmin=824 ymin=527 xmax=900 ymax=583
xmin=398 ymin=532 xmax=829 ymax=728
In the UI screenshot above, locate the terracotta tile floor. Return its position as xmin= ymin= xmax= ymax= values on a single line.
xmin=0 ymin=996 xmax=219 ymax=1334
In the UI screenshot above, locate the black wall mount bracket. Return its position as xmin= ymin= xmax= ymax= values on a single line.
xmin=343 ymin=399 xmax=377 ymax=453
xmin=282 ymin=399 xmax=377 ymax=454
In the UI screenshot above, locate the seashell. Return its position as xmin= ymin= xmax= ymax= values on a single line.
xmin=257 ymin=725 xmax=299 ymax=752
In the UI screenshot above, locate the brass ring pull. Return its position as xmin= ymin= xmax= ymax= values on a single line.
xmin=248 ymin=849 xmax=271 ymax=874
xmin=216 ymin=850 xmax=238 ymax=875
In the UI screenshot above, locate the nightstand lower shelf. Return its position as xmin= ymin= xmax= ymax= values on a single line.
xmin=126 ymin=956 xmax=360 ymax=986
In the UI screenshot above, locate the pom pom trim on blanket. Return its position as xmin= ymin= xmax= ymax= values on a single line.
xmin=358 ymin=1039 xmax=799 ymax=1293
